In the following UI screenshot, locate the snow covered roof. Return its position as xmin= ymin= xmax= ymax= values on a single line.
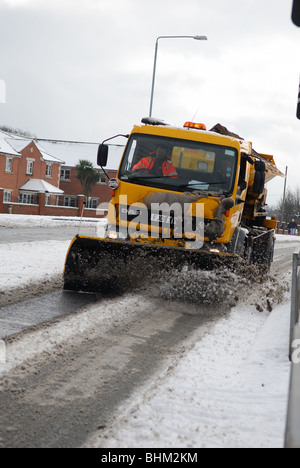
xmin=3 ymin=138 xmax=30 ymax=153
xmin=34 ymin=141 xmax=65 ymax=164
xmin=0 ymin=130 xmax=64 ymax=164
xmin=6 ymin=138 xmax=64 ymax=164
xmin=0 ymin=130 xmax=22 ymax=157
xmin=19 ymin=179 xmax=64 ymax=194
xmin=0 ymin=129 xmax=124 ymax=170
xmin=35 ymin=139 xmax=124 ymax=171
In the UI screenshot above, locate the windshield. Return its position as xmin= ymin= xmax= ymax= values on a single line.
xmin=119 ymin=134 xmax=238 ymax=195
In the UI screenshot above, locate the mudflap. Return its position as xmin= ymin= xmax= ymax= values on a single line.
xmin=63 ymin=235 xmax=238 ymax=293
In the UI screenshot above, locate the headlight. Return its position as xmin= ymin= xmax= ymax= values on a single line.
xmin=107 ymin=230 xmax=119 ymax=240
xmin=106 ymin=229 xmax=128 ymax=240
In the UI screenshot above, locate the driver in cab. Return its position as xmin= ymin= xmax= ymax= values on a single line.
xmin=132 ymin=144 xmax=178 ymax=178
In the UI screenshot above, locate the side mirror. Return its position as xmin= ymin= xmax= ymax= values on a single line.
xmin=292 ymin=0 xmax=300 ymax=26
xmin=97 ymin=144 xmax=108 ymax=167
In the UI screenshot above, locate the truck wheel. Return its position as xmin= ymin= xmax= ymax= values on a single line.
xmin=250 ymin=232 xmax=274 ymax=272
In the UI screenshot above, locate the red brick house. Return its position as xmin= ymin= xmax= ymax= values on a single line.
xmin=0 ymin=129 xmax=123 ymax=216
xmin=34 ymin=139 xmax=122 ymax=210
xmin=0 ymin=131 xmax=64 ymax=205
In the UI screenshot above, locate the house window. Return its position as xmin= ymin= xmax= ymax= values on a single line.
xmin=26 ymin=159 xmax=34 ymax=175
xmin=87 ymin=198 xmax=98 ymax=209
xmin=19 ymin=193 xmax=35 ymax=204
xmin=97 ymin=171 xmax=106 ymax=184
xmin=64 ymin=196 xmax=76 ymax=207
xmin=46 ymin=163 xmax=52 ymax=178
xmin=61 ymin=168 xmax=71 ymax=180
xmin=5 ymin=157 xmax=13 ymax=173
xmin=3 ymin=190 xmax=12 ymax=202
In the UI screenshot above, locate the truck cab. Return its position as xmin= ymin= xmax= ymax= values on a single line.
xmin=101 ymin=120 xmax=252 ymax=253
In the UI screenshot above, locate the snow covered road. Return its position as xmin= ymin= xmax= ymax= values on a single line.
xmin=0 ymin=214 xmax=300 ymax=448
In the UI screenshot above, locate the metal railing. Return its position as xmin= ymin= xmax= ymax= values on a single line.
xmin=285 ymin=252 xmax=300 ymax=448
xmin=290 ymin=253 xmax=300 ymax=356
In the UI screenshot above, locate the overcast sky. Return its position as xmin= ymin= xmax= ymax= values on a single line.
xmin=0 ymin=0 xmax=299 ymax=206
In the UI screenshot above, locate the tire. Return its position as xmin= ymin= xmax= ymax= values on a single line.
xmin=250 ymin=231 xmax=274 ymax=272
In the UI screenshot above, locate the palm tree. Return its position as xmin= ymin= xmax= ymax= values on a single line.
xmin=75 ymin=160 xmax=100 ymax=203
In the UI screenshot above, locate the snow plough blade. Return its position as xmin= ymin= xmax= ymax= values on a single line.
xmin=63 ymin=235 xmax=238 ymax=293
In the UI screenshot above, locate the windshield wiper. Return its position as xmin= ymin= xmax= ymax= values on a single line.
xmin=121 ymin=173 xmax=176 ymax=181
xmin=128 ymin=174 xmax=160 ymax=180
xmin=177 ymin=182 xmax=209 ymax=189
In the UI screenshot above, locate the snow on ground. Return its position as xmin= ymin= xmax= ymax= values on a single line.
xmin=1 ymin=214 xmax=300 ymax=448
xmin=0 ymin=214 xmax=107 ymax=294
xmin=0 ymin=213 xmax=101 ymax=228
xmin=87 ymin=302 xmax=291 ymax=449
xmin=0 ymin=240 xmax=70 ymax=290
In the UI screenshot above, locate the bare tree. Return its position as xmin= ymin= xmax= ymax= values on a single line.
xmin=0 ymin=125 xmax=36 ymax=138
xmin=273 ymin=187 xmax=300 ymax=223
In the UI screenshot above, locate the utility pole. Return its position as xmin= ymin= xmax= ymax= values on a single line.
xmin=281 ymin=166 xmax=288 ymax=225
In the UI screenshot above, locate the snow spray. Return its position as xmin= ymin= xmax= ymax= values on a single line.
xmin=0 ymin=340 xmax=6 ymax=364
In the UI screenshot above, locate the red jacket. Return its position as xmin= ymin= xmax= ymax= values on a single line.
xmin=132 ymin=154 xmax=177 ymax=178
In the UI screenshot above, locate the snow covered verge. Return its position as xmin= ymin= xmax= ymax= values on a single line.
xmin=0 ymin=240 xmax=70 ymax=306
xmin=0 ymin=214 xmax=108 ymax=306
xmin=85 ymin=301 xmax=291 ymax=449
xmin=1 ymin=214 xmax=300 ymax=448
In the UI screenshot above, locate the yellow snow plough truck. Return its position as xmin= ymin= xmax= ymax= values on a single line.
xmin=64 ymin=118 xmax=284 ymax=293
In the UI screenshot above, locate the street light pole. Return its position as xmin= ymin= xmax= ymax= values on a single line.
xmin=149 ymin=35 xmax=207 ymax=117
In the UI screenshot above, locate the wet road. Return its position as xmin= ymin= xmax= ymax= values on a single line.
xmin=0 ymin=238 xmax=297 ymax=447
xmin=0 ymin=295 xmax=218 ymax=448
xmin=0 ymin=223 xmax=107 ymax=337
xmin=0 ymin=291 xmax=100 ymax=339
